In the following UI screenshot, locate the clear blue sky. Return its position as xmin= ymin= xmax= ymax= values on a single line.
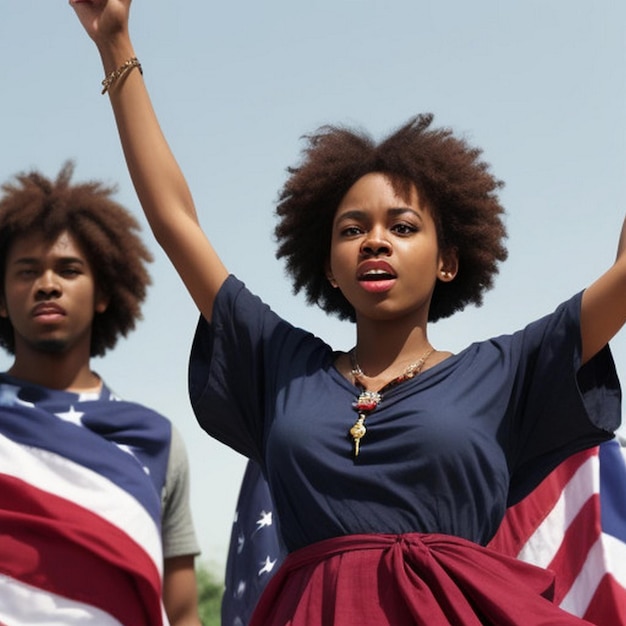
xmin=2 ymin=1 xmax=625 ymax=571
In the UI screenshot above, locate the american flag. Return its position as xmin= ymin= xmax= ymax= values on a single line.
xmin=222 ymin=460 xmax=286 ymax=626
xmin=0 ymin=378 xmax=172 ymax=625
xmin=225 ymin=440 xmax=626 ymax=625
xmin=488 ymin=439 xmax=626 ymax=624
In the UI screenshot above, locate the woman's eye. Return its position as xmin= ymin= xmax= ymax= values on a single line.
xmin=341 ymin=226 xmax=363 ymax=237
xmin=392 ymin=223 xmax=418 ymax=235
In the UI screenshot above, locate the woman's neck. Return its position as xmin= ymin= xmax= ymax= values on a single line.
xmin=353 ymin=314 xmax=431 ymax=376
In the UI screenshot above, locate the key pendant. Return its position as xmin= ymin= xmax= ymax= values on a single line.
xmin=350 ymin=391 xmax=379 ymax=457
xmin=350 ymin=414 xmax=367 ymax=457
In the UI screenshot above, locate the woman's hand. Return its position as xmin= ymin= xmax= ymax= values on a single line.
xmin=69 ymin=0 xmax=130 ymax=48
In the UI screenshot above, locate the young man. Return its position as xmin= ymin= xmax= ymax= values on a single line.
xmin=0 ymin=162 xmax=202 ymax=626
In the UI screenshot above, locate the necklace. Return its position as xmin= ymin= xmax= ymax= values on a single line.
xmin=348 ymin=346 xmax=434 ymax=457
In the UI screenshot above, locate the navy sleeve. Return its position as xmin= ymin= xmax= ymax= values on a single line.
xmin=188 ymin=276 xmax=321 ymax=464
xmin=504 ymin=291 xmax=621 ymax=504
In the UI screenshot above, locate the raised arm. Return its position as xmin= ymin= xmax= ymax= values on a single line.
xmin=70 ymin=0 xmax=228 ymax=321
xmin=580 ymin=216 xmax=626 ymax=364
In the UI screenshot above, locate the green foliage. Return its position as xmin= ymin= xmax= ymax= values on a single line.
xmin=196 ymin=561 xmax=224 ymax=626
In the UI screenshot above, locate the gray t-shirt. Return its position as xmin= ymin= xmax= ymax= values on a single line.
xmin=162 ymin=425 xmax=200 ymax=558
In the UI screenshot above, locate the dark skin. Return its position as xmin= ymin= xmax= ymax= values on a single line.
xmin=1 ymin=231 xmax=107 ymax=390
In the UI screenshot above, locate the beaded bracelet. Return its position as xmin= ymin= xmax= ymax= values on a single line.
xmin=101 ymin=57 xmax=143 ymax=95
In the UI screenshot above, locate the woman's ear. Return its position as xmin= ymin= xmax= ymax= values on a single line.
xmin=325 ymin=262 xmax=338 ymax=288
xmin=438 ymin=248 xmax=459 ymax=282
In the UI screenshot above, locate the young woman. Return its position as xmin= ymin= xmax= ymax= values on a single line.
xmin=70 ymin=1 xmax=624 ymax=624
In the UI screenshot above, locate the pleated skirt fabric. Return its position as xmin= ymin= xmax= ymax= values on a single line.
xmin=250 ymin=533 xmax=595 ymax=626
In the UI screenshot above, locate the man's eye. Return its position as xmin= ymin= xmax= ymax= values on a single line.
xmin=18 ymin=269 xmax=36 ymax=277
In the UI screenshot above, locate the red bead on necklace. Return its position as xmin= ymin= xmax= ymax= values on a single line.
xmin=349 ymin=346 xmax=434 ymax=457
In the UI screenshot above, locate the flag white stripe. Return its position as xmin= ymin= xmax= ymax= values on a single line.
xmin=560 ymin=535 xmax=607 ymax=616
xmin=0 ymin=433 xmax=162 ymax=573
xmin=604 ymin=532 xmax=626 ymax=587
xmin=517 ymin=455 xmax=599 ymax=568
xmin=0 ymin=575 xmax=123 ymax=626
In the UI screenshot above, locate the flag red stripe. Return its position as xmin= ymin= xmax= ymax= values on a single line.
xmin=547 ymin=494 xmax=601 ymax=604
xmin=0 ymin=473 xmax=162 ymax=626
xmin=583 ymin=574 xmax=626 ymax=626
xmin=488 ymin=448 xmax=595 ymax=556
xmin=488 ymin=443 xmax=626 ymax=623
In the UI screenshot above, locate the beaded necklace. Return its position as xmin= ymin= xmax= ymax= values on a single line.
xmin=348 ymin=346 xmax=434 ymax=457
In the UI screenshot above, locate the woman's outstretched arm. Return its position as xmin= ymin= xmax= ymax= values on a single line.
xmin=70 ymin=0 xmax=228 ymax=321
xmin=580 ymin=216 xmax=626 ymax=364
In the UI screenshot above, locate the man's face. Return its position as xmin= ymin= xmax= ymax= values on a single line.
xmin=0 ymin=230 xmax=108 ymax=356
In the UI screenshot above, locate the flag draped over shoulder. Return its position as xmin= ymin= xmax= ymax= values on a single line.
xmin=0 ymin=378 xmax=172 ymax=626
xmin=488 ymin=439 xmax=626 ymax=625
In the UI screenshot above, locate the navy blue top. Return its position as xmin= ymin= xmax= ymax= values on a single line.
xmin=189 ymin=276 xmax=620 ymax=553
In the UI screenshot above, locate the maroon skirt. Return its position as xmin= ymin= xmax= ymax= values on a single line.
xmin=250 ymin=533 xmax=595 ymax=625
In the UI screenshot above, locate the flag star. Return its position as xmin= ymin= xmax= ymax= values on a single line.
xmin=236 ymin=533 xmax=245 ymax=554
xmin=0 ymin=384 xmax=34 ymax=408
xmin=255 ymin=510 xmax=273 ymax=531
xmin=258 ymin=555 xmax=277 ymax=576
xmin=54 ymin=405 xmax=85 ymax=426
xmin=235 ymin=579 xmax=246 ymax=598
xmin=117 ymin=443 xmax=151 ymax=474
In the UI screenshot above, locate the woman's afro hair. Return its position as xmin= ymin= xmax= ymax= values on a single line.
xmin=0 ymin=161 xmax=152 ymax=356
xmin=275 ymin=113 xmax=508 ymax=322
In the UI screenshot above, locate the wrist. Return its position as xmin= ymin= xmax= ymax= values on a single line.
xmin=100 ymin=57 xmax=142 ymax=95
xmin=95 ymin=32 xmax=136 ymax=75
